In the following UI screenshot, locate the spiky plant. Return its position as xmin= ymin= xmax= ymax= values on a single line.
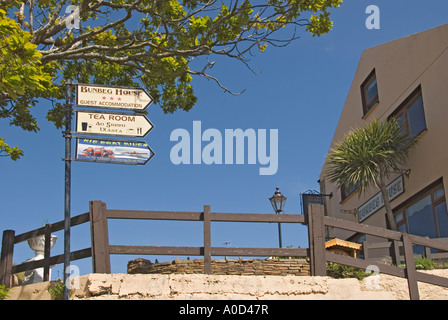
xmin=324 ymin=118 xmax=416 ymax=230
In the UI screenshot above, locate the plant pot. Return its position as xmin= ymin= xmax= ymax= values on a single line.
xmin=23 ymin=234 xmax=58 ymax=285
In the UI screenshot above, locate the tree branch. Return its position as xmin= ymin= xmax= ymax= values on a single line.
xmin=31 ymin=0 xmax=67 ymax=44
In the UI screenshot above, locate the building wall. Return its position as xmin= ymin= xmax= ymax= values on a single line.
xmin=319 ymin=24 xmax=448 ymax=243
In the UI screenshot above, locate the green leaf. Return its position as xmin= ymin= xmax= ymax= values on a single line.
xmin=0 ymin=138 xmax=24 ymax=160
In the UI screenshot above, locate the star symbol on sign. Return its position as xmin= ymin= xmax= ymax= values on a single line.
xmin=110 ymin=97 xmax=114 ymax=100
xmin=118 ymin=97 xmax=121 ymax=101
xmin=102 ymin=96 xmax=106 ymax=100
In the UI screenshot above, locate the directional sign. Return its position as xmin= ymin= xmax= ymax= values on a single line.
xmin=76 ymin=111 xmax=154 ymax=138
xmin=75 ymin=138 xmax=155 ymax=165
xmin=76 ymin=84 xmax=153 ymax=111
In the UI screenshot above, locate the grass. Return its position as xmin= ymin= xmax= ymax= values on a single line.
xmin=47 ymin=280 xmax=70 ymax=300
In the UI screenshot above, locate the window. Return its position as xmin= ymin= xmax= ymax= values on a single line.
xmin=405 ymin=194 xmax=437 ymax=238
xmin=391 ymin=87 xmax=427 ymax=138
xmin=361 ymin=70 xmax=379 ymax=115
xmin=349 ymin=234 xmax=366 ymax=259
xmin=341 ymin=181 xmax=360 ymax=202
xmin=394 ymin=181 xmax=447 ymax=253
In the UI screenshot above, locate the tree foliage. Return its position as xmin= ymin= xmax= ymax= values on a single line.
xmin=0 ymin=0 xmax=342 ymax=159
xmin=0 ymin=137 xmax=23 ymax=160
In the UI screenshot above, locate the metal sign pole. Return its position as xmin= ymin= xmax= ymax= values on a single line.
xmin=63 ymin=80 xmax=72 ymax=300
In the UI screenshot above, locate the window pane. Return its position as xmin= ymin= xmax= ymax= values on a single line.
xmin=356 ymin=234 xmax=366 ymax=244
xmin=407 ymin=94 xmax=427 ymax=137
xmin=395 ymin=212 xmax=403 ymax=222
xmin=365 ymin=76 xmax=378 ymax=103
xmin=341 ymin=181 xmax=359 ymax=200
xmin=396 ymin=113 xmax=406 ymax=135
xmin=406 ymin=194 xmax=436 ymax=238
xmin=397 ymin=223 xmax=407 ymax=233
xmin=434 ymin=187 xmax=445 ymax=200
xmin=435 ymin=201 xmax=448 ymax=238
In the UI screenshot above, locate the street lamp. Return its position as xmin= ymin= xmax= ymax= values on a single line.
xmin=269 ymin=187 xmax=287 ymax=248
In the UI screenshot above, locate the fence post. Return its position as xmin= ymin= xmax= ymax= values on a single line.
xmin=306 ymin=205 xmax=314 ymax=275
xmin=0 ymin=230 xmax=15 ymax=288
xmin=203 ymin=205 xmax=211 ymax=275
xmin=309 ymin=204 xmax=326 ymax=276
xmin=402 ymin=233 xmax=420 ymax=300
xmin=392 ymin=239 xmax=402 ymax=265
xmin=43 ymin=224 xmax=52 ymax=281
xmin=424 ymin=237 xmax=431 ymax=259
xmin=90 ymin=201 xmax=111 ymax=273
xmin=362 ymin=241 xmax=369 ymax=260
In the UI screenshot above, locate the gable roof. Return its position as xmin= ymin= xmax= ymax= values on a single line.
xmin=320 ymin=23 xmax=448 ymax=178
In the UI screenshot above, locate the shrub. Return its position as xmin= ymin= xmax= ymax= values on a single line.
xmin=327 ymin=263 xmax=373 ymax=280
xmin=0 ymin=285 xmax=9 ymax=300
xmin=414 ymin=256 xmax=435 ymax=270
xmin=398 ymin=256 xmax=437 ymax=270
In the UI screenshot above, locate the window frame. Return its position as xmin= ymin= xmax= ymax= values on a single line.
xmin=361 ymin=69 xmax=379 ymax=115
xmin=389 ymin=86 xmax=427 ymax=138
xmin=341 ymin=181 xmax=360 ymax=202
xmin=394 ymin=180 xmax=446 ymax=238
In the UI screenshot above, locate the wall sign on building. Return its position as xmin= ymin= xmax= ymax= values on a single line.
xmin=358 ymin=175 xmax=404 ymax=222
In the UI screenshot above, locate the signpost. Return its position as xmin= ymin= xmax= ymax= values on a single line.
xmin=76 ymin=84 xmax=153 ymax=111
xmin=63 ymin=80 xmax=72 ymax=301
xmin=61 ymin=82 xmax=155 ymax=300
xmin=76 ymin=111 xmax=154 ymax=137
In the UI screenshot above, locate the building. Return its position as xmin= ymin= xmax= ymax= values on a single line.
xmin=319 ymin=23 xmax=448 ymax=255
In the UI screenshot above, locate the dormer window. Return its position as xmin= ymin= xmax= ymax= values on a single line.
xmin=361 ymin=69 xmax=379 ymax=115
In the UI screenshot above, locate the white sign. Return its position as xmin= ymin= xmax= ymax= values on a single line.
xmin=76 ymin=111 xmax=153 ymax=138
xmin=358 ymin=175 xmax=404 ymax=222
xmin=76 ymin=84 xmax=153 ymax=111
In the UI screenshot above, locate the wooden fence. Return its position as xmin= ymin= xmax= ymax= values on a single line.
xmin=0 ymin=213 xmax=91 ymax=288
xmin=2 ymin=200 xmax=448 ymax=300
xmin=321 ymin=214 xmax=448 ymax=300
xmin=94 ymin=201 xmax=310 ymax=274
xmin=363 ymin=238 xmax=448 ymax=264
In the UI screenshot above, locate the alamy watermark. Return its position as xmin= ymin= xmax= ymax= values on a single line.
xmin=64 ymin=5 xmax=381 ymax=36
xmin=170 ymin=121 xmax=278 ymax=175
xmin=64 ymin=264 xmax=80 ymax=290
xmin=65 ymin=5 xmax=80 ymax=31
xmin=366 ymin=5 xmax=380 ymax=30
xmin=364 ymin=264 xmax=381 ymax=290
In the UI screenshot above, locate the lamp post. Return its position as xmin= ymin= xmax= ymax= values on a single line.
xmin=269 ymin=187 xmax=287 ymax=248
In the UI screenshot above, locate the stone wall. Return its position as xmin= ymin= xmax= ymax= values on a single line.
xmin=8 ymin=270 xmax=448 ymax=300
xmin=127 ymin=258 xmax=310 ymax=276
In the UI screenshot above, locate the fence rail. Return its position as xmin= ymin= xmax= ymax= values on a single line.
xmin=93 ymin=203 xmax=308 ymax=274
xmin=2 ymin=201 xmax=448 ymax=300
xmin=0 ymin=212 xmax=91 ymax=288
xmin=321 ymin=214 xmax=448 ymax=300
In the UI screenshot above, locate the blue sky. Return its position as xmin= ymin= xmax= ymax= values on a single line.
xmin=1 ymin=0 xmax=448 ymax=278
